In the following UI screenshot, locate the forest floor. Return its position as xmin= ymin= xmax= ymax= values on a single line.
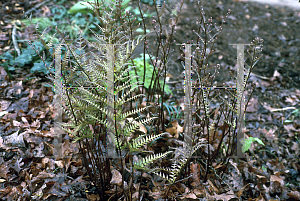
xmin=0 ymin=0 xmax=299 ymax=200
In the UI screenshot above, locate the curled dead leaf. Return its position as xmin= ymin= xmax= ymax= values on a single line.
xmin=287 ymin=191 xmax=300 ymax=200
xmin=166 ymin=120 xmax=183 ymax=138
xmin=110 ymin=169 xmax=122 ymax=186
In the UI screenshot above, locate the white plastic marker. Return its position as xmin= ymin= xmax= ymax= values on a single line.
xmin=54 ymin=44 xmax=63 ymax=160
xmin=228 ymin=43 xmax=251 ymax=159
xmin=106 ymin=44 xmax=118 ymax=158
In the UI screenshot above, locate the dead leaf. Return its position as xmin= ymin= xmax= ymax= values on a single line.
xmin=287 ymin=191 xmax=300 ymax=200
xmin=193 ymin=188 xmax=206 ymax=198
xmin=86 ymin=193 xmax=100 ymax=201
xmin=184 ymin=192 xmax=197 ymax=199
xmin=190 ymin=162 xmax=201 ymax=186
xmin=166 ymin=120 xmax=183 ymax=138
xmin=3 ymin=130 xmax=26 ymax=148
xmin=207 ymin=179 xmax=220 ymax=194
xmin=110 ymin=169 xmax=122 ymax=186
xmin=246 ymin=98 xmax=259 ymax=112
xmin=0 ymin=163 xmax=10 ymax=179
xmin=236 ymin=184 xmax=250 ymax=198
xmin=270 ymin=175 xmax=284 ymax=186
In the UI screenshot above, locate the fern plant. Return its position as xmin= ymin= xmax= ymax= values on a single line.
xmin=22 ymin=0 xmax=266 ymax=199
xmin=24 ymin=0 xmax=177 ymax=198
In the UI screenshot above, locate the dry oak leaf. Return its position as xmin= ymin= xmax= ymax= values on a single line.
xmin=183 ymin=192 xmax=197 ymax=199
xmin=287 ymin=191 xmax=300 ymax=200
xmin=190 ymin=162 xmax=201 ymax=186
xmin=0 ymin=163 xmax=10 ymax=180
xmin=110 ymin=169 xmax=122 ymax=186
xmin=166 ymin=120 xmax=183 ymax=138
xmin=86 ymin=193 xmax=100 ymax=201
xmin=213 ymin=190 xmax=239 ymax=201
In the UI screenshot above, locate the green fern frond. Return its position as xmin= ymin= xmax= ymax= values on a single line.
xmin=78 ymin=98 xmax=112 ymax=118
xmin=219 ymin=95 xmax=236 ymax=112
xmin=119 ymin=103 xmax=149 ymax=120
xmin=121 ymin=123 xmax=142 ymax=137
xmin=127 ymin=117 xmax=157 ymax=133
xmin=116 ymin=93 xmax=145 ymax=110
xmin=131 ymin=132 xmax=167 ymax=150
xmin=115 ymin=72 xmax=139 ymax=85
xmin=114 ymin=75 xmax=140 ymax=93
xmin=56 ymin=122 xmax=77 ymax=135
xmin=133 ymin=151 xmax=172 ymax=171
xmin=153 ymin=139 xmax=207 ymax=184
xmin=77 ymin=86 xmax=108 ymax=103
xmin=57 ymin=120 xmax=92 ymax=142
xmin=86 ymin=114 xmax=115 ymax=132
xmin=43 ymin=32 xmax=57 ymax=49
xmin=115 ymin=82 xmax=143 ymax=99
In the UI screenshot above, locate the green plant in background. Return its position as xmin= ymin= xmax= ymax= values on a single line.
xmin=139 ymin=0 xmax=168 ymax=6
xmin=0 ymin=41 xmax=53 ymax=75
xmin=163 ymin=101 xmax=183 ymax=123
xmin=68 ymin=0 xmax=131 ymax=14
xmin=261 ymin=165 xmax=267 ymax=172
xmin=2 ymin=0 xmax=156 ymax=80
xmin=0 ymin=51 xmax=14 ymax=79
xmin=129 ymin=53 xmax=173 ymax=95
xmin=68 ymin=0 xmax=152 ymax=33
xmin=242 ymin=136 xmax=265 ymax=153
xmin=127 ymin=6 xmax=152 ymax=33
xmin=2 ymin=4 xmax=103 ymax=79
xmin=21 ymin=5 xmax=102 ymax=41
xmin=126 ymin=4 xmax=154 ymax=32
xmin=20 ymin=17 xmax=53 ymax=32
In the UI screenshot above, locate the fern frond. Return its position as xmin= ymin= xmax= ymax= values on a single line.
xmin=133 ymin=151 xmax=172 ymax=171
xmin=154 ymin=138 xmax=207 ymax=184
xmin=131 ymin=132 xmax=167 ymax=150
xmin=118 ymin=102 xmax=150 ymax=120
xmin=153 ymin=171 xmax=170 ymax=182
xmin=56 ymin=121 xmax=77 ymax=135
xmin=120 ymin=123 xmax=142 ymax=137
xmin=77 ymin=98 xmax=114 ymax=120
xmin=86 ymin=114 xmax=115 ymax=131
xmin=114 ymin=81 xmax=142 ymax=99
xmin=219 ymin=95 xmax=236 ymax=112
xmin=115 ymin=93 xmax=144 ymax=110
xmin=77 ymin=86 xmax=108 ymax=103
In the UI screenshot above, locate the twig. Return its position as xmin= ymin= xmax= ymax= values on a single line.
xmin=12 ymin=22 xmax=20 ymax=56
xmin=165 ymin=81 xmax=182 ymax=84
xmin=23 ymin=0 xmax=51 ymax=17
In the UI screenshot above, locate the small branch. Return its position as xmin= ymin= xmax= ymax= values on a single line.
xmin=23 ymin=0 xmax=51 ymax=17
xmin=12 ymin=22 xmax=20 ymax=56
